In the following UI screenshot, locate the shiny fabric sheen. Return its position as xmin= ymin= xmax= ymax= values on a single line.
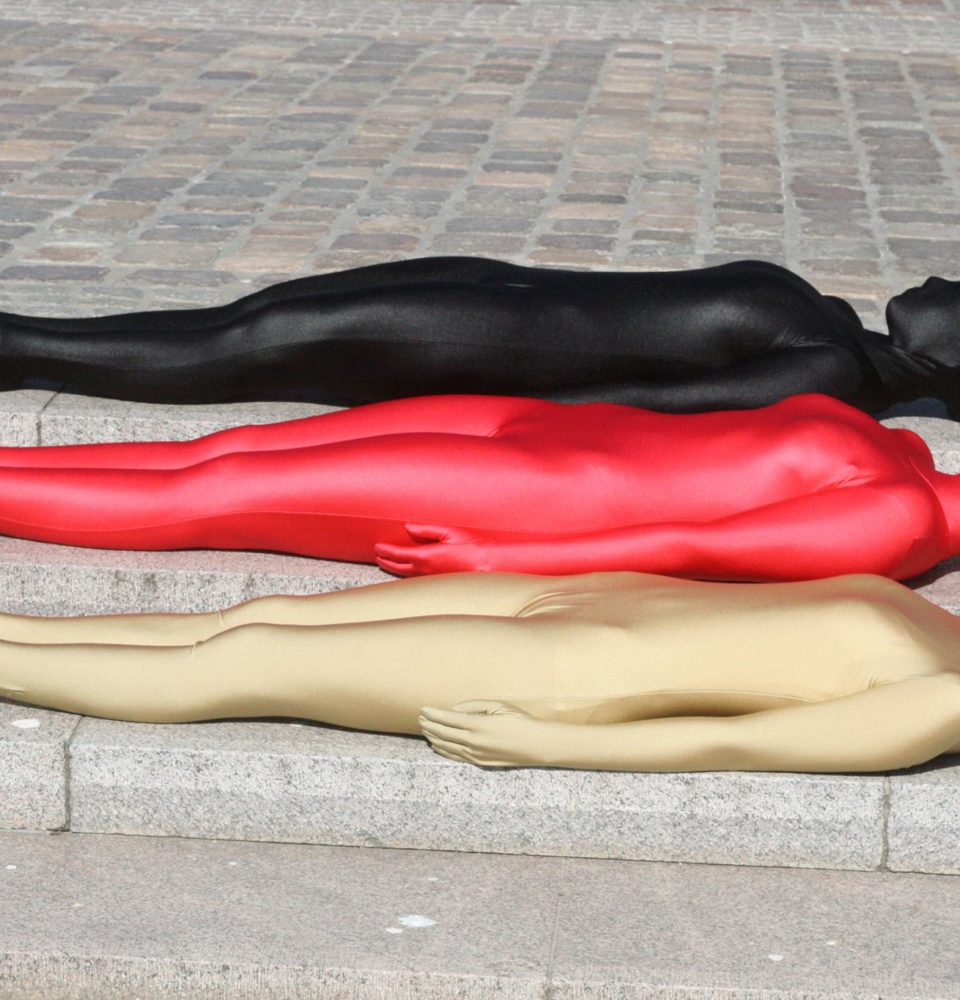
xmin=0 ymin=393 xmax=952 ymax=581
xmin=1 ymin=571 xmax=959 ymax=772
xmin=0 ymin=257 xmax=938 ymax=411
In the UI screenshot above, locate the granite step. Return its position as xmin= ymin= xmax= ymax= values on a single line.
xmin=3 ymin=691 xmax=958 ymax=875
xmin=0 ymin=392 xmax=958 ymax=875
xmin=1 ymin=829 xmax=957 ymax=1000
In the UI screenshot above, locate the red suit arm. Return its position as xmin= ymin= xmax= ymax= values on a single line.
xmin=375 ymin=482 xmax=946 ymax=581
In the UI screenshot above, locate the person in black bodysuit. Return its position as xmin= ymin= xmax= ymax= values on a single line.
xmin=0 ymin=257 xmax=957 ymax=415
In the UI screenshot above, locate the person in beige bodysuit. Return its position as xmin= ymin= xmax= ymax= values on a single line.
xmin=2 ymin=570 xmax=959 ymax=773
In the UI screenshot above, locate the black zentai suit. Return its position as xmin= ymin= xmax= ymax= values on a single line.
xmin=0 ymin=256 xmax=939 ymax=412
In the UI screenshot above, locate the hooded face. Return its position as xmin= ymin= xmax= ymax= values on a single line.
xmin=887 ymin=277 xmax=960 ymax=369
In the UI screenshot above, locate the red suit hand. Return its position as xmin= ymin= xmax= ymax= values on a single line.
xmin=375 ymin=524 xmax=496 ymax=576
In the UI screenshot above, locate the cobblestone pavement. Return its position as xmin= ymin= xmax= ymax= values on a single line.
xmin=1 ymin=0 xmax=959 ymax=331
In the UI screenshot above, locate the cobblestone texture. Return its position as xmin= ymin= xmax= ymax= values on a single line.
xmin=0 ymin=1 xmax=958 ymax=335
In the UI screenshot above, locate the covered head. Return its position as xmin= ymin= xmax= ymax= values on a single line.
xmin=887 ymin=277 xmax=960 ymax=368
xmin=885 ymin=277 xmax=960 ymax=415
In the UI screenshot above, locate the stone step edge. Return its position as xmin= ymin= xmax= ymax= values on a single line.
xmin=3 ymin=697 xmax=958 ymax=876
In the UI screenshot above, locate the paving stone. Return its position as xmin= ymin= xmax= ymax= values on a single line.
xmin=444 ymin=217 xmax=531 ymax=234
xmin=332 ymin=232 xmax=420 ymax=251
xmin=0 ymin=264 xmax=108 ymax=281
xmin=126 ymin=266 xmax=237 ymax=286
xmin=155 ymin=212 xmax=254 ymax=228
xmin=138 ymin=226 xmax=235 ymax=243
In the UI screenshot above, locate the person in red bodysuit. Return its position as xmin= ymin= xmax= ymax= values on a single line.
xmin=0 ymin=392 xmax=953 ymax=582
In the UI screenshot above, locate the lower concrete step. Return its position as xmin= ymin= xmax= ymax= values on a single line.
xmin=1 ymin=830 xmax=957 ymax=1000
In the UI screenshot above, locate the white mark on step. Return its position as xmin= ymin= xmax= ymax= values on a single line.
xmin=385 ymin=927 xmax=402 ymax=935
xmin=398 ymin=914 xmax=436 ymax=929
xmin=768 ymin=954 xmax=784 ymax=962
xmin=5 ymin=865 xmax=16 ymax=871
xmin=10 ymin=719 xmax=39 ymax=729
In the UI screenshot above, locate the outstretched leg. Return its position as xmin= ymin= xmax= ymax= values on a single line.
xmin=0 ymin=571 xmax=567 ymax=646
xmin=0 ymin=256 xmax=873 ymax=409
xmin=0 ymin=394 xmax=538 ymax=469
xmin=0 ymin=598 xmax=565 ymax=733
xmin=0 ymin=420 xmax=556 ymax=559
xmin=0 ymin=257 xmax=540 ymax=403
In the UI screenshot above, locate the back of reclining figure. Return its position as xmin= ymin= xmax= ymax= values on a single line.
xmin=1 ymin=257 xmax=958 ymax=414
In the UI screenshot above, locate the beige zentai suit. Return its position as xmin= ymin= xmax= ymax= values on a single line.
xmin=2 ymin=570 xmax=959 ymax=773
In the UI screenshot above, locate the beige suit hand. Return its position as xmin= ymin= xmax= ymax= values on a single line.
xmin=419 ymin=701 xmax=548 ymax=767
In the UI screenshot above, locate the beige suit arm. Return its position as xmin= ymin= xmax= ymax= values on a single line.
xmin=420 ymin=676 xmax=960 ymax=773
